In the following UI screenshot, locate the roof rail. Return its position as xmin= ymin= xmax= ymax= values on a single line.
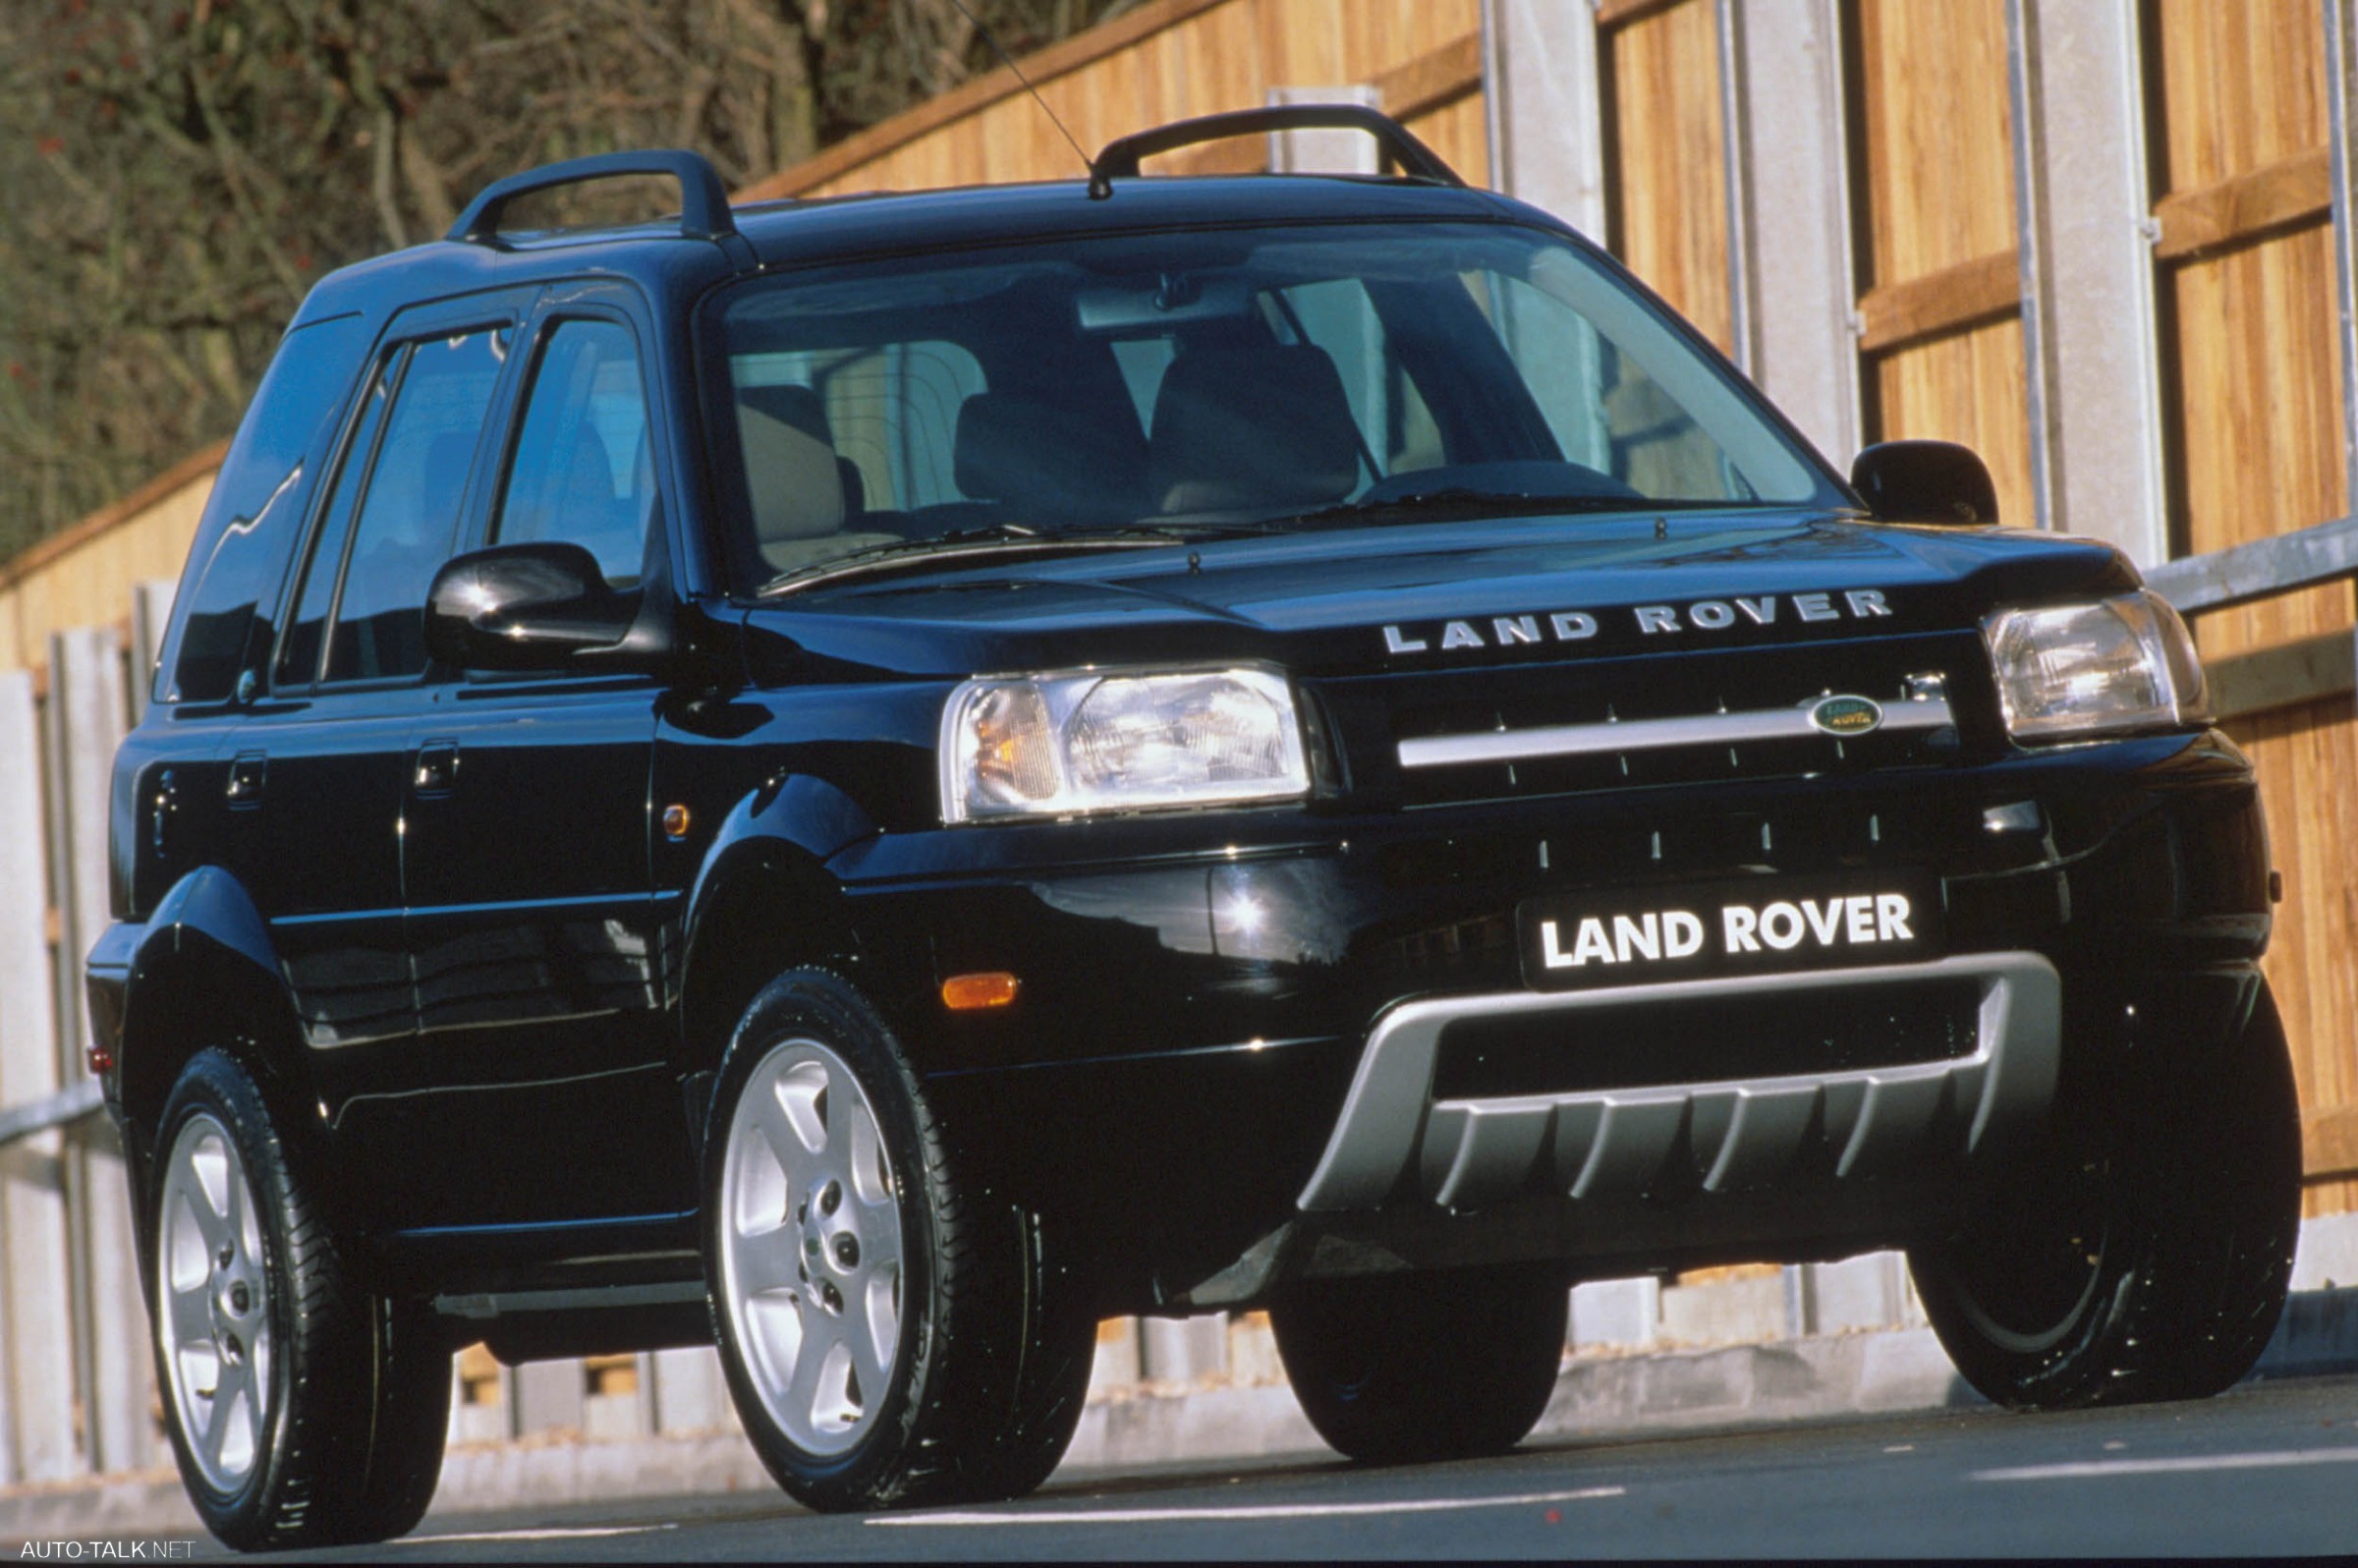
xmin=446 ymin=148 xmax=740 ymax=245
xmin=1088 ymin=105 xmax=1465 ymax=198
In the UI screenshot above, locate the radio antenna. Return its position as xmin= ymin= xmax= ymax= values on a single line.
xmin=945 ymin=0 xmax=1095 ymax=185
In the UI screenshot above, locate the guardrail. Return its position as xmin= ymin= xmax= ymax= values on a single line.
xmin=0 ymin=1081 xmax=101 ymax=1150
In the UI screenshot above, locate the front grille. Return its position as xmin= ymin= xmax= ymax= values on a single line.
xmin=1431 ymin=979 xmax=1981 ymax=1099
xmin=1316 ymin=631 xmax=1995 ymax=809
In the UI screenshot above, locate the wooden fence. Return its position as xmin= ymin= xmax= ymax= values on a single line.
xmin=12 ymin=0 xmax=2358 ymax=1492
xmin=1545 ymin=0 xmax=2358 ymax=1215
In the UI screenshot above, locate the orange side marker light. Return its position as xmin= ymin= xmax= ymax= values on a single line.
xmin=941 ymin=972 xmax=1021 ymax=1011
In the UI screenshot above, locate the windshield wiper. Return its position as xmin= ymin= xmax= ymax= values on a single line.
xmin=757 ymin=521 xmax=1253 ymax=597
xmin=1267 ymin=489 xmax=1743 ymax=532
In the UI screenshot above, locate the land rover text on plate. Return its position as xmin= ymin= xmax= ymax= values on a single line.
xmin=84 ymin=110 xmax=2299 ymax=1549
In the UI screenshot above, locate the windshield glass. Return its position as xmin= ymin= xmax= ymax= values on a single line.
xmin=701 ymin=222 xmax=1846 ymax=592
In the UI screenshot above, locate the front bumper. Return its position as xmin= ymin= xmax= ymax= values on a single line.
xmin=1301 ymin=951 xmax=2057 ymax=1213
xmin=830 ymin=730 xmax=2267 ymax=1309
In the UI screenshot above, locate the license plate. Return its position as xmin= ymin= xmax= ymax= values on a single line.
xmin=1516 ymin=871 xmax=1944 ymax=991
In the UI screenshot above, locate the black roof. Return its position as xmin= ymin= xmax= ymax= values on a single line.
xmin=290 ymin=173 xmax=1551 ymax=330
xmin=729 ymin=173 xmax=1527 ymax=266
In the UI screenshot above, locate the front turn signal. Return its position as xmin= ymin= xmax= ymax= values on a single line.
xmin=941 ymin=972 xmax=1021 ymax=1011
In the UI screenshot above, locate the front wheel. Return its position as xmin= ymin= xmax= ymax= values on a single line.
xmin=1271 ymin=1263 xmax=1567 ymax=1464
xmin=1909 ymin=981 xmax=2302 ymax=1409
xmin=148 ymin=1050 xmax=451 ymax=1550
xmin=704 ymin=972 xmax=1096 ymax=1512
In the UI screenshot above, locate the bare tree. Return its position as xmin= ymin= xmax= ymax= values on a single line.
xmin=0 ymin=0 xmax=1123 ymax=558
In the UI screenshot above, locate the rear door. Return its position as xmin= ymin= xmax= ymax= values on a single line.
xmin=394 ymin=290 xmax=691 ymax=1231
xmin=261 ymin=298 xmax=529 ymax=1222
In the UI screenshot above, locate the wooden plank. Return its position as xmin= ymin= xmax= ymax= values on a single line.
xmin=2155 ymin=145 xmax=2332 ymax=260
xmin=2307 ymin=1101 xmax=2358 ymax=1183
xmin=1406 ymin=87 xmax=1491 ymax=190
xmin=732 ymin=0 xmax=1237 ymax=202
xmin=0 ymin=669 xmax=80 ymax=1482
xmin=2153 ymin=0 xmax=2329 ymax=195
xmin=1372 ymin=30 xmax=1482 ymax=122
xmin=1872 ymin=313 xmax=2037 ymax=527
xmin=2168 ymin=219 xmax=2350 ymax=661
xmin=1852 ymin=0 xmax=2018 ymax=288
xmin=48 ymin=628 xmax=152 ymax=1476
xmin=1856 ymin=249 xmax=2022 ymax=353
xmin=1049 ymin=28 xmax=1481 ymax=182
xmin=1607 ymin=0 xmax=1731 ymax=351
xmin=0 ymin=441 xmax=222 ymax=598
xmin=2205 ymin=627 xmax=2358 ymax=719
xmin=1157 ymin=135 xmax=1267 ymax=178
xmin=1597 ymin=0 xmax=1691 ymax=29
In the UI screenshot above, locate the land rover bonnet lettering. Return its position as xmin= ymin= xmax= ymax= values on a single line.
xmin=1381 ymin=588 xmax=1895 ymax=655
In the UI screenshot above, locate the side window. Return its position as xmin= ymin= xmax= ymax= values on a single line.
xmin=494 ymin=320 xmax=655 ymax=585
xmin=162 ymin=312 xmax=370 ymax=703
xmin=319 ymin=328 xmax=508 ymax=684
xmin=277 ymin=352 xmax=395 ymax=686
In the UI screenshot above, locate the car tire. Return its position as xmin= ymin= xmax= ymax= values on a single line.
xmin=1270 ymin=1262 xmax=1567 ymax=1464
xmin=1908 ymin=980 xmax=2301 ymax=1410
xmin=703 ymin=971 xmax=1095 ymax=1512
xmin=147 ymin=1049 xmax=451 ymax=1551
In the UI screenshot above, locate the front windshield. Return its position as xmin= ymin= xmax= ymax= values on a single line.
xmin=702 ymin=222 xmax=1846 ymax=592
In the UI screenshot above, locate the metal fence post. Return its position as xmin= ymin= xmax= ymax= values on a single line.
xmin=127 ymin=580 xmax=176 ymax=728
xmin=48 ymin=627 xmax=152 ymax=1476
xmin=0 ymin=670 xmax=80 ymax=1482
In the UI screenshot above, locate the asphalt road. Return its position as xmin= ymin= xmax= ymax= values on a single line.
xmin=181 ymin=1375 xmax=2358 ymax=1560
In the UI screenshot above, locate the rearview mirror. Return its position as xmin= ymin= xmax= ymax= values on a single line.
xmin=1850 ymin=440 xmax=2000 ymax=526
xmin=423 ymin=542 xmax=658 ymax=672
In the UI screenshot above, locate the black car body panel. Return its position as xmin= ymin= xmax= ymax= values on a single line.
xmin=88 ymin=167 xmax=2272 ymax=1327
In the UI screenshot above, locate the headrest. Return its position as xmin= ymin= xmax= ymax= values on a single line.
xmin=736 ymin=389 xmax=844 ymax=543
xmin=737 ymin=382 xmax=833 ymax=445
xmin=954 ymin=390 xmax=1137 ymax=521
xmin=1147 ymin=344 xmax=1359 ymax=515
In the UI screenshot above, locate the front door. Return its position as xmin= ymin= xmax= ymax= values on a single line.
xmin=395 ymin=307 xmax=690 ymax=1232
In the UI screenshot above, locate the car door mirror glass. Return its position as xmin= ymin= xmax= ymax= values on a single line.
xmin=423 ymin=541 xmax=644 ymax=670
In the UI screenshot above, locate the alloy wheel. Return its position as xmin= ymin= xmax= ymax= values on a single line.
xmin=156 ymin=1110 xmax=272 ymax=1492
xmin=718 ymin=1037 xmax=906 ymax=1456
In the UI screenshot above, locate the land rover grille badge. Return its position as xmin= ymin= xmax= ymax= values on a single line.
xmin=1808 ymin=695 xmax=1884 ymax=736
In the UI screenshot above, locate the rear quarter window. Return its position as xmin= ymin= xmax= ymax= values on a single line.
xmin=159 ymin=312 xmax=371 ymax=705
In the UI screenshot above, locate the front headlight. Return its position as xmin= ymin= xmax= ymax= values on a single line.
xmin=940 ymin=667 xmax=1311 ymax=822
xmin=1984 ymin=589 xmax=2211 ymax=743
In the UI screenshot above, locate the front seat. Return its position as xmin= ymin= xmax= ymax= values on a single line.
xmin=1146 ymin=343 xmax=1362 ymax=518
xmin=734 ymin=384 xmax=898 ymax=575
xmin=954 ymin=389 xmax=1142 ymax=526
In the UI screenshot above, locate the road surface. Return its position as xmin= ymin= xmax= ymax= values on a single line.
xmin=162 ymin=1374 xmax=2358 ymax=1559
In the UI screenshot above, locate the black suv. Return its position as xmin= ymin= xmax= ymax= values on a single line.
xmin=88 ymin=109 xmax=2299 ymax=1549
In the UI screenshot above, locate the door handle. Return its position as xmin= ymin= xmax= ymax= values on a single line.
xmin=150 ymin=768 xmax=178 ymax=854
xmin=225 ymin=752 xmax=266 ymax=809
xmin=413 ymin=740 xmax=461 ymax=797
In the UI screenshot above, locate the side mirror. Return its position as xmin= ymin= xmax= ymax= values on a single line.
xmin=1850 ymin=440 xmax=2000 ymax=526
xmin=424 ymin=542 xmax=657 ymax=672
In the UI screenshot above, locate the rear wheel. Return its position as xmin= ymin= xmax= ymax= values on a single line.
xmin=1909 ymin=982 xmax=2301 ymax=1409
xmin=704 ymin=972 xmax=1095 ymax=1512
xmin=149 ymin=1050 xmax=451 ymax=1550
xmin=1271 ymin=1263 xmax=1567 ymax=1464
